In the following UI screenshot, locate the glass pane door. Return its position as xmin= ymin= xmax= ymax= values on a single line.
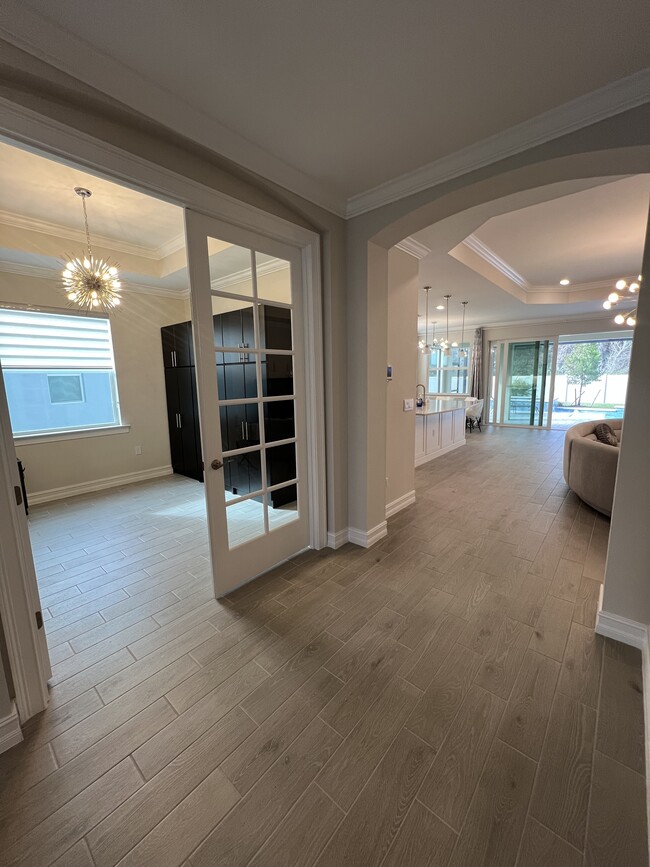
xmin=185 ymin=210 xmax=309 ymax=595
xmin=502 ymin=339 xmax=554 ymax=426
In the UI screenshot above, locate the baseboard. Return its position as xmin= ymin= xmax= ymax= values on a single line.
xmin=0 ymin=702 xmax=23 ymax=755
xmin=595 ymin=608 xmax=648 ymax=649
xmin=327 ymin=528 xmax=350 ymax=549
xmin=348 ymin=521 xmax=388 ymax=548
xmin=28 ymin=465 xmax=174 ymax=505
xmin=386 ymin=490 xmax=416 ymax=519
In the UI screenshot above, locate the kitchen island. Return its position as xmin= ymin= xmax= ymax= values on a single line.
xmin=415 ymin=398 xmax=467 ymax=466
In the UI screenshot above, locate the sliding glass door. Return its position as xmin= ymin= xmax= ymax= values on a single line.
xmin=489 ymin=338 xmax=555 ymax=428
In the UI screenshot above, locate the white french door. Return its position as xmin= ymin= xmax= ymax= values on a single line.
xmin=185 ymin=209 xmax=312 ymax=596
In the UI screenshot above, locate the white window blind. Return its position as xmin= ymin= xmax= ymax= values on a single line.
xmin=0 ymin=309 xmax=115 ymax=369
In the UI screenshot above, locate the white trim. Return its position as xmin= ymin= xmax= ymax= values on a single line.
xmin=27 ymin=464 xmax=172 ymax=505
xmin=348 ymin=521 xmax=388 ymax=548
xmin=395 ymin=237 xmax=432 ymax=260
xmin=595 ymin=608 xmax=648 ymax=649
xmin=346 ymin=70 xmax=650 ymax=216
xmin=462 ymin=234 xmax=528 ymax=288
xmin=386 ymin=490 xmax=416 ymax=519
xmin=0 ymin=702 xmax=23 ymax=754
xmin=210 ymin=257 xmax=289 ymax=292
xmin=642 ymin=626 xmax=650 ymax=850
xmin=415 ymin=439 xmax=465 ymax=467
xmin=0 ymin=208 xmax=164 ymax=260
xmin=14 ymin=423 xmax=130 ymax=446
xmin=327 ymin=528 xmax=350 ymax=549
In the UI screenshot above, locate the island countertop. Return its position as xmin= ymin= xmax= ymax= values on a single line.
xmin=416 ymin=398 xmax=468 ymax=415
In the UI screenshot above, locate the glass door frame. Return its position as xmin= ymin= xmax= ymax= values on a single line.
xmin=488 ymin=336 xmax=557 ymax=429
xmin=186 ymin=209 xmax=327 ymax=596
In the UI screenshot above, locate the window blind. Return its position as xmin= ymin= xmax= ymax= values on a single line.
xmin=0 ymin=309 xmax=115 ymax=370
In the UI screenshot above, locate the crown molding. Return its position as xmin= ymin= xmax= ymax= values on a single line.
xmin=480 ymin=310 xmax=619 ymax=330
xmin=0 ymin=257 xmax=187 ymax=299
xmin=210 ymin=257 xmax=289 ymax=292
xmin=346 ymin=69 xmax=650 ymax=217
xmin=462 ymin=234 xmax=528 ymax=288
xmin=0 ymin=208 xmax=163 ymax=260
xmin=155 ymin=232 xmax=186 ymax=259
xmin=0 ymin=1 xmax=347 ymax=218
xmin=395 ymin=237 xmax=432 ymax=260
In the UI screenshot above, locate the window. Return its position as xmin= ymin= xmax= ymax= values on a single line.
xmin=0 ymin=308 xmax=122 ymax=436
xmin=427 ymin=343 xmax=471 ymax=394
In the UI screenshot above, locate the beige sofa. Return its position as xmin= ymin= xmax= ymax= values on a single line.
xmin=563 ymin=419 xmax=622 ymax=516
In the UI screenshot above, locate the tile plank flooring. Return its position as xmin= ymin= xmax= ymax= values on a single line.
xmin=1 ymin=427 xmax=647 ymax=866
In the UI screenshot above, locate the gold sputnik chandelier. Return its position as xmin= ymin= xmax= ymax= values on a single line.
xmin=602 ymin=275 xmax=641 ymax=328
xmin=62 ymin=188 xmax=122 ymax=312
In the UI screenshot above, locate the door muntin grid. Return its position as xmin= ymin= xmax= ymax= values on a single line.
xmin=210 ymin=243 xmax=299 ymax=549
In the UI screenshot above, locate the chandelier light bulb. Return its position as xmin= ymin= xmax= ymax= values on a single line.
xmin=608 ymin=292 xmax=619 ymax=303
xmin=615 ymin=279 xmax=627 ymax=290
xmin=602 ymin=301 xmax=612 ymax=310
xmin=614 ymin=314 xmax=625 ymax=325
xmin=626 ymin=316 xmax=636 ymax=327
xmin=629 ymin=282 xmax=639 ymax=292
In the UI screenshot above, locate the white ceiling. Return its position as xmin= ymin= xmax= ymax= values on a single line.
xmin=474 ymin=175 xmax=650 ymax=286
xmin=2 ymin=0 xmax=648 ymax=214
xmin=412 ymin=176 xmax=649 ymax=332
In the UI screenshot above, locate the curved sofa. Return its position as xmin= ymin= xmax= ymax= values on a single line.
xmin=563 ymin=419 xmax=622 ymax=516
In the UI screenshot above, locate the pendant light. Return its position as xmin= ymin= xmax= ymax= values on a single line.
xmin=62 ymin=188 xmax=122 ymax=312
xmin=442 ymin=294 xmax=451 ymax=356
xmin=420 ymin=286 xmax=432 ymax=353
xmin=459 ymin=301 xmax=469 ymax=358
xmin=603 ymin=275 xmax=641 ymax=328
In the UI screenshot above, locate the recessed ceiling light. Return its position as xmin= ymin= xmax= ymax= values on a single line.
xmin=560 ymin=278 xmax=570 ymax=286
xmin=436 ymin=304 xmax=444 ymax=310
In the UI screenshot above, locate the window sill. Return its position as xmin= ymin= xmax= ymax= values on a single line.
xmin=14 ymin=424 xmax=131 ymax=446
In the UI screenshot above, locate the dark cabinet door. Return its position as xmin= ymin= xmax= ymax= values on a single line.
xmin=161 ymin=326 xmax=176 ymax=369
xmin=221 ymin=310 xmax=243 ymax=364
xmin=241 ymin=307 xmax=255 ymax=350
xmin=174 ymin=321 xmax=194 ymax=367
xmin=164 ymin=368 xmax=184 ymax=472
xmin=261 ymin=306 xmax=292 ymax=351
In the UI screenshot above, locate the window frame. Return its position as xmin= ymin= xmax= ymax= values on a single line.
xmin=0 ymin=303 xmax=125 ymax=441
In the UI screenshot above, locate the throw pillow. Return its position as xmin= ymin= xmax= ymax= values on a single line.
xmin=594 ymin=422 xmax=618 ymax=446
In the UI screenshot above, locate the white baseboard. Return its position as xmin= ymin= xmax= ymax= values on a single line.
xmin=0 ymin=702 xmax=23 ymax=755
xmin=348 ymin=521 xmax=388 ymax=548
xmin=415 ymin=439 xmax=465 ymax=467
xmin=595 ymin=608 xmax=648 ymax=649
xmin=28 ymin=465 xmax=174 ymax=505
xmin=386 ymin=490 xmax=416 ymax=519
xmin=327 ymin=528 xmax=350 ymax=549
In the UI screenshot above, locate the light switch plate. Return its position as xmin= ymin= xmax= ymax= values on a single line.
xmin=403 ymin=399 xmax=414 ymax=412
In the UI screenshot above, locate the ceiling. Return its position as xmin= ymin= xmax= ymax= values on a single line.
xmin=412 ymin=175 xmax=649 ymax=332
xmin=2 ymin=0 xmax=648 ymax=214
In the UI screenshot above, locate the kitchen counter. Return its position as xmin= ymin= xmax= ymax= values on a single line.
xmin=416 ymin=398 xmax=468 ymax=415
xmin=415 ymin=399 xmax=466 ymax=466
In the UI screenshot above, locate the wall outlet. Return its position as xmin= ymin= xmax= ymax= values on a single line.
xmin=134 ymin=445 xmax=142 ymax=455
xmin=403 ymin=399 xmax=414 ymax=412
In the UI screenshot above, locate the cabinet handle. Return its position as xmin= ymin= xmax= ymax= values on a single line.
xmin=172 ymin=350 xmax=177 ymax=367
xmin=176 ymin=413 xmax=182 ymax=429
xmin=245 ymin=421 xmax=249 ymax=440
xmin=241 ymin=421 xmax=246 ymax=440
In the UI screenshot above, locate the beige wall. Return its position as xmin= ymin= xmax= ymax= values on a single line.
xmin=0 ymin=272 xmax=188 ymax=498
xmin=601 ymin=213 xmax=650 ymax=626
xmin=386 ymin=249 xmax=418 ymax=509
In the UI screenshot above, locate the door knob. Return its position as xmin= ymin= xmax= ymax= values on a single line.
xmin=211 ymin=459 xmax=224 ymax=470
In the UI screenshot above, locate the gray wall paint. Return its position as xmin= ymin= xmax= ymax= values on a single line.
xmin=602 ymin=211 xmax=650 ymax=625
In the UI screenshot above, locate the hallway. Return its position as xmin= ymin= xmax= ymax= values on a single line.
xmin=0 ymin=427 xmax=646 ymax=866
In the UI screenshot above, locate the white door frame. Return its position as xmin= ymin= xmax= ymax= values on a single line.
xmin=0 ymin=362 xmax=51 ymax=724
xmin=0 ymin=98 xmax=327 ymax=719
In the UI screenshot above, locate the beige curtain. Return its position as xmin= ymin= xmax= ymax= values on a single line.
xmin=470 ymin=327 xmax=483 ymax=398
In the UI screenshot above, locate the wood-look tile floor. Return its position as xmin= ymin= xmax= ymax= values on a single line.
xmin=1 ymin=427 xmax=647 ymax=866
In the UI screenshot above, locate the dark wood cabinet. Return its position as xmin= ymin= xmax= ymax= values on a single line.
xmin=161 ymin=307 xmax=294 ymax=504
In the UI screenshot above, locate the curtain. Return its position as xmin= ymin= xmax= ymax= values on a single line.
xmin=470 ymin=327 xmax=483 ymax=398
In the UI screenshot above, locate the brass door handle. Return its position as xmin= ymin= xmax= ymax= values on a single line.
xmin=211 ymin=459 xmax=223 ymax=470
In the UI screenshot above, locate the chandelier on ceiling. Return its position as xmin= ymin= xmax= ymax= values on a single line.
xmin=62 ymin=187 xmax=122 ymax=312
xmin=602 ymin=275 xmax=641 ymax=327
